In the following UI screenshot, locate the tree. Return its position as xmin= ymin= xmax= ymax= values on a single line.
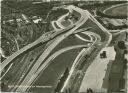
xmin=117 ymin=41 xmax=126 ymax=49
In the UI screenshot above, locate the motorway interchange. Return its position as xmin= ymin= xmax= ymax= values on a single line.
xmin=1 ymin=2 xmax=128 ymax=93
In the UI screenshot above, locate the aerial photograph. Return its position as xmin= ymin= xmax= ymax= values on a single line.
xmin=0 ymin=0 xmax=128 ymax=93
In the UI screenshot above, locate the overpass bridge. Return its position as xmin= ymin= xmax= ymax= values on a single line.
xmin=1 ymin=5 xmax=84 ymax=78
xmin=0 ymin=25 xmax=74 ymax=72
xmin=1 ymin=5 xmax=113 ymax=93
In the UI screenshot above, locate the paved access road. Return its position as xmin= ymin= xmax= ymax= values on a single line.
xmin=14 ymin=5 xmax=90 ymax=92
xmin=1 ymin=5 xmax=112 ymax=93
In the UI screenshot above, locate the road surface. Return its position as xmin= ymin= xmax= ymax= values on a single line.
xmin=1 ymin=5 xmax=112 ymax=93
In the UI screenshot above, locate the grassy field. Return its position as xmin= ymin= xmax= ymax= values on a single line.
xmin=47 ymin=34 xmax=89 ymax=58
xmin=105 ymin=4 xmax=128 ymax=17
xmin=77 ymin=33 xmax=91 ymax=40
xmin=28 ymin=31 xmax=90 ymax=92
xmin=79 ymin=19 xmax=107 ymax=42
xmin=29 ymin=48 xmax=82 ymax=93
xmin=61 ymin=20 xmax=71 ymax=27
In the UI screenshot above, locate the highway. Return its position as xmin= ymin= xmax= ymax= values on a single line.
xmin=24 ymin=5 xmax=111 ymax=93
xmin=60 ymin=29 xmax=102 ymax=92
xmin=14 ymin=5 xmax=89 ymax=92
xmin=1 ymin=5 xmax=83 ymax=91
xmin=16 ymin=28 xmax=101 ymax=92
xmin=24 ymin=32 xmax=99 ymax=92
xmin=0 ymin=25 xmax=74 ymax=72
xmin=78 ymin=3 xmax=128 ymax=93
xmin=1 ymin=4 xmax=85 ymax=73
xmin=1 ymin=5 xmax=112 ymax=93
xmin=58 ymin=5 xmax=112 ymax=93
xmin=56 ymin=12 xmax=70 ymax=29
xmin=2 ymin=44 xmax=46 ymax=89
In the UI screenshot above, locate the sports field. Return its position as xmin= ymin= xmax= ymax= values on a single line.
xmin=105 ymin=4 xmax=128 ymax=17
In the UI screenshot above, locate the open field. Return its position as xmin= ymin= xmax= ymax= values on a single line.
xmin=29 ymin=48 xmax=82 ymax=93
xmin=105 ymin=4 xmax=128 ymax=17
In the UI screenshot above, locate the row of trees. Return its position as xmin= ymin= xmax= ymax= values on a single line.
xmin=1 ymin=1 xmax=69 ymax=61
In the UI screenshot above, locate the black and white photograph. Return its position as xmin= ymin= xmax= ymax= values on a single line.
xmin=0 ymin=0 xmax=128 ymax=93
